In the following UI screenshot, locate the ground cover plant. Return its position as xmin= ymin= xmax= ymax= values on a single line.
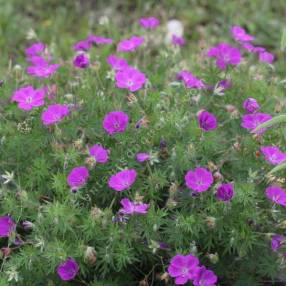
xmin=1 ymin=1 xmax=286 ymax=285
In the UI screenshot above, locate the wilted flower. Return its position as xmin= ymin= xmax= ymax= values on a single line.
xmin=119 ymin=198 xmax=149 ymax=215
xmin=271 ymin=235 xmax=284 ymax=251
xmin=198 ymin=110 xmax=218 ymax=132
xmin=108 ymin=169 xmax=137 ymax=192
xmin=216 ymin=183 xmax=234 ymax=202
xmin=115 ymin=67 xmax=147 ymax=92
xmin=193 ymin=266 xmax=218 ymax=286
xmin=103 ymin=111 xmax=129 ymax=135
xmin=89 ymin=144 xmax=109 ymax=164
xmin=241 ymin=113 xmax=272 ymax=134
xmin=11 ymin=85 xmax=45 ymax=111
xmin=107 ymin=54 xmax=129 ymax=71
xmin=260 ymin=146 xmax=286 ymax=165
xmin=172 ymin=35 xmax=186 ymax=46
xmin=207 ymin=43 xmax=241 ymax=70
xmin=117 ymin=36 xmax=144 ymax=52
xmin=0 ymin=216 xmax=16 ymax=237
xmin=84 ymin=246 xmax=97 ymax=265
xmin=231 ymin=26 xmax=255 ymax=43
xmin=185 ymin=167 xmax=214 ymax=192
xmin=136 ymin=153 xmax=150 ymax=162
xmin=41 ymin=104 xmax=69 ymax=125
xmin=265 ymin=186 xmax=286 ymax=206
xmin=57 ymin=258 xmax=79 ymax=281
xmin=243 ymin=98 xmax=260 ymax=113
xmin=73 ymin=53 xmax=89 ymax=69
xmin=67 ymin=166 xmax=89 ymax=191
xmin=139 ymin=17 xmax=160 ymax=30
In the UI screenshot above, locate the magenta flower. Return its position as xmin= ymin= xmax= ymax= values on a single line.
xmin=241 ymin=113 xmax=272 ymax=134
xmin=67 ymin=166 xmax=89 ymax=190
xmin=177 ymin=70 xmax=205 ymax=89
xmin=217 ymin=80 xmax=232 ymax=91
xmin=115 ymin=67 xmax=146 ymax=92
xmin=108 ymin=169 xmax=137 ymax=192
xmin=231 ymin=26 xmax=255 ymax=43
xmin=193 ymin=266 xmax=218 ymax=286
xmin=271 ymin=235 xmax=284 ymax=251
xmin=198 ymin=110 xmax=218 ymax=132
xmin=136 ymin=153 xmax=150 ymax=162
xmin=11 ymin=85 xmax=45 ymax=111
xmin=41 ymin=104 xmax=69 ymax=126
xmin=259 ymin=51 xmax=274 ymax=64
xmin=0 ymin=216 xmax=16 ymax=237
xmin=73 ymin=53 xmax=89 ymax=69
xmin=107 ymin=55 xmax=129 ymax=71
xmin=25 ymin=42 xmax=45 ymax=57
xmin=266 ymin=186 xmax=286 ymax=206
xmin=216 ymin=183 xmax=234 ymax=202
xmin=242 ymin=43 xmax=265 ymax=54
xmin=172 ymin=35 xmax=186 ymax=46
xmin=119 ymin=198 xmax=149 ymax=215
xmin=185 ymin=167 xmax=214 ymax=193
xmin=168 ymin=254 xmax=199 ymax=285
xmin=117 ymin=36 xmax=144 ymax=52
xmin=27 ymin=61 xmax=60 ymax=78
xmin=243 ymin=98 xmax=260 ymax=113
xmin=139 ymin=17 xmax=160 ymax=30
xmin=88 ymin=35 xmax=113 ymax=45
xmin=207 ymin=43 xmax=241 ymax=70
xmin=260 ymin=146 xmax=286 ymax=165
xmin=73 ymin=40 xmax=91 ymax=51
xmin=89 ymin=144 xmax=109 ymax=164
xmin=57 ymin=258 xmax=79 ymax=281
xmin=103 ymin=111 xmax=129 ymax=135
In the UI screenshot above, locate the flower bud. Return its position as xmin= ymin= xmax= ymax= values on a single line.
xmin=207 ymin=252 xmax=219 ymax=264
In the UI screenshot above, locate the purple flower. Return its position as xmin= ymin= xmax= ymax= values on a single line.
xmin=108 ymin=169 xmax=137 ymax=192
xmin=172 ymin=35 xmax=186 ymax=46
xmin=11 ymin=85 xmax=45 ymax=111
xmin=89 ymin=144 xmax=109 ymax=164
xmin=168 ymin=254 xmax=200 ymax=285
xmin=103 ymin=111 xmax=129 ymax=135
xmin=266 ymin=186 xmax=286 ymax=206
xmin=107 ymin=55 xmax=129 ymax=71
xmin=217 ymin=80 xmax=232 ymax=91
xmin=27 ymin=61 xmax=60 ymax=78
xmin=207 ymin=43 xmax=241 ymax=70
xmin=260 ymin=146 xmax=286 ymax=165
xmin=117 ymin=36 xmax=144 ymax=52
xmin=177 ymin=70 xmax=205 ymax=89
xmin=73 ymin=40 xmax=91 ymax=51
xmin=231 ymin=26 xmax=255 ymax=43
xmin=241 ymin=113 xmax=272 ymax=134
xmin=259 ymin=51 xmax=274 ymax=64
xmin=136 ymin=153 xmax=150 ymax=162
xmin=271 ymin=235 xmax=284 ymax=251
xmin=216 ymin=183 xmax=234 ymax=202
xmin=185 ymin=167 xmax=214 ymax=193
xmin=198 ymin=111 xmax=218 ymax=132
xmin=243 ymin=98 xmax=260 ymax=113
xmin=88 ymin=35 xmax=113 ymax=45
xmin=193 ymin=266 xmax=218 ymax=286
xmin=0 ymin=216 xmax=16 ymax=237
xmin=41 ymin=104 xmax=69 ymax=125
xmin=139 ymin=17 xmax=160 ymax=30
xmin=119 ymin=198 xmax=149 ymax=215
xmin=25 ymin=42 xmax=45 ymax=57
xmin=67 ymin=166 xmax=89 ymax=190
xmin=57 ymin=258 xmax=79 ymax=281
xmin=115 ymin=67 xmax=146 ymax=92
xmin=242 ymin=43 xmax=265 ymax=54
xmin=73 ymin=53 xmax=89 ymax=69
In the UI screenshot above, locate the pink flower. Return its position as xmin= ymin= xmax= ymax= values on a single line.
xmin=198 ymin=110 xmax=218 ymax=131
xmin=27 ymin=61 xmax=60 ymax=78
xmin=243 ymin=98 xmax=260 ymax=113
xmin=115 ymin=67 xmax=147 ymax=92
xmin=0 ymin=216 xmax=16 ymax=237
xmin=73 ymin=40 xmax=91 ymax=51
xmin=57 ymin=258 xmax=79 ymax=281
xmin=107 ymin=55 xmax=129 ymax=71
xmin=136 ymin=153 xmax=150 ymax=162
xmin=259 ymin=51 xmax=274 ymax=64
xmin=103 ymin=111 xmax=129 ymax=135
xmin=185 ymin=167 xmax=214 ymax=192
xmin=168 ymin=254 xmax=200 ymax=285
xmin=241 ymin=113 xmax=272 ymax=134
xmin=231 ymin=26 xmax=255 ymax=43
xmin=117 ymin=36 xmax=144 ymax=52
xmin=242 ymin=43 xmax=265 ymax=54
xmin=266 ymin=186 xmax=286 ymax=206
xmin=260 ymin=146 xmax=286 ymax=165
xmin=11 ymin=85 xmax=45 ymax=111
xmin=67 ymin=166 xmax=89 ymax=190
xmin=89 ymin=144 xmax=109 ymax=164
xmin=172 ymin=35 xmax=186 ymax=46
xmin=41 ymin=104 xmax=69 ymax=125
xmin=216 ymin=183 xmax=234 ymax=202
xmin=25 ymin=42 xmax=45 ymax=57
xmin=108 ymin=169 xmax=137 ymax=192
xmin=193 ymin=266 xmax=218 ymax=286
xmin=73 ymin=53 xmax=90 ymax=69
xmin=119 ymin=198 xmax=149 ymax=214
xmin=139 ymin=17 xmax=160 ymax=30
xmin=207 ymin=43 xmax=241 ymax=70
xmin=88 ymin=35 xmax=113 ymax=45
xmin=177 ymin=70 xmax=205 ymax=89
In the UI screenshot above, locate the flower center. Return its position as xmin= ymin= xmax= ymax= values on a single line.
xmin=25 ymin=96 xmax=33 ymax=104
xmin=127 ymin=79 xmax=134 ymax=87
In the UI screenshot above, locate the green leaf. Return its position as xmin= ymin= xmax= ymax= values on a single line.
xmin=269 ymin=161 xmax=286 ymax=174
xmin=281 ymin=28 xmax=286 ymax=51
xmin=254 ymin=114 xmax=286 ymax=132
